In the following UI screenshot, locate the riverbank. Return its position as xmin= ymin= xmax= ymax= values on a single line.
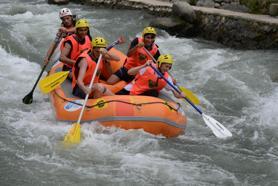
xmin=69 ymin=0 xmax=278 ymax=49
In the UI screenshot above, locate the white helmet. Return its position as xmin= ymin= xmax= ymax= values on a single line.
xmin=59 ymin=8 xmax=73 ymax=19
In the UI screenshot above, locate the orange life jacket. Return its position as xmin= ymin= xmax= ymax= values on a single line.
xmin=60 ymin=34 xmax=91 ymax=67
xmin=124 ymin=37 xmax=158 ymax=70
xmin=130 ymin=64 xmax=169 ymax=95
xmin=72 ymin=49 xmax=103 ymax=89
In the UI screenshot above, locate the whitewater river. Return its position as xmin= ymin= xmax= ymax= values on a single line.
xmin=0 ymin=0 xmax=277 ymax=185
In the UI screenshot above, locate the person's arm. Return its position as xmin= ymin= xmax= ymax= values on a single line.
xmin=99 ymin=48 xmax=121 ymax=77
xmin=172 ymin=89 xmax=185 ymax=99
xmin=59 ymin=42 xmax=75 ymax=66
xmin=76 ymin=58 xmax=91 ymax=94
xmin=103 ymin=60 xmax=113 ymax=76
xmin=100 ymin=48 xmax=120 ymax=61
xmin=59 ymin=26 xmax=76 ymax=35
xmin=164 ymin=76 xmax=185 ymax=99
xmin=127 ymin=38 xmax=144 ymax=57
xmin=128 ymin=60 xmax=151 ymax=76
xmin=43 ymin=34 xmax=62 ymax=65
xmin=65 ymin=27 xmax=76 ymax=34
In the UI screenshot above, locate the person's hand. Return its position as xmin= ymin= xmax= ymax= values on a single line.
xmin=117 ymin=36 xmax=125 ymax=44
xmin=137 ymin=41 xmax=144 ymax=48
xmin=56 ymin=27 xmax=68 ymax=38
xmin=99 ymin=48 xmax=108 ymax=55
xmin=172 ymin=78 xmax=177 ymax=85
xmin=44 ymin=56 xmax=49 ymax=65
xmin=56 ymin=31 xmax=62 ymax=38
xmin=84 ymin=86 xmax=92 ymax=95
xmin=178 ymin=92 xmax=186 ymax=99
xmin=144 ymin=60 xmax=152 ymax=67
xmin=59 ymin=27 xmax=68 ymax=33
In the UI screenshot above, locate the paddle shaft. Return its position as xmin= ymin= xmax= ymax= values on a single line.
xmin=107 ymin=40 xmax=120 ymax=51
xmin=30 ymin=64 xmax=48 ymax=93
xmin=76 ymin=54 xmax=103 ymax=123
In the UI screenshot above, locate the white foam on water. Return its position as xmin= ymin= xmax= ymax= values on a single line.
xmin=118 ymin=147 xmax=239 ymax=185
xmin=0 ymin=46 xmax=40 ymax=100
xmin=42 ymin=123 xmax=238 ymax=185
xmin=258 ymin=87 xmax=278 ymax=127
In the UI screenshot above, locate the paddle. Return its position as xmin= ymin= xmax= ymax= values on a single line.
xmin=149 ymin=63 xmax=232 ymax=139
xmin=22 ymin=36 xmax=61 ymax=104
xmin=63 ymin=54 xmax=103 ymax=145
xmin=177 ymin=85 xmax=200 ymax=105
xmin=143 ymin=48 xmax=200 ymax=105
xmin=39 ymin=71 xmax=69 ymax=94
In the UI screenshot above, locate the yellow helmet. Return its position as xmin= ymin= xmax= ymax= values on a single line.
xmin=142 ymin=26 xmax=157 ymax=37
xmin=157 ymin=54 xmax=174 ymax=67
xmin=92 ymin=37 xmax=107 ymax=48
xmin=75 ymin=19 xmax=89 ymax=29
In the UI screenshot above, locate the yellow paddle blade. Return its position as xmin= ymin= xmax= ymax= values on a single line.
xmin=39 ymin=71 xmax=69 ymax=94
xmin=179 ymin=86 xmax=200 ymax=105
xmin=63 ymin=123 xmax=81 ymax=145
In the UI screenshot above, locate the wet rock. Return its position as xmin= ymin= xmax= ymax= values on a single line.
xmin=270 ymin=74 xmax=278 ymax=82
xmin=195 ymin=10 xmax=278 ymax=49
xmin=172 ymin=1 xmax=196 ymax=23
xmin=48 ymin=0 xmax=69 ymax=5
xmin=221 ymin=3 xmax=249 ymax=13
xmin=196 ymin=0 xmax=215 ymax=8
xmin=269 ymin=3 xmax=278 ymax=16
xmin=150 ymin=17 xmax=198 ymax=37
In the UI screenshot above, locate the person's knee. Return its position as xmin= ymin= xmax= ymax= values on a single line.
xmin=93 ymin=84 xmax=106 ymax=94
xmin=92 ymin=84 xmax=100 ymax=91
xmin=107 ymin=74 xmax=119 ymax=84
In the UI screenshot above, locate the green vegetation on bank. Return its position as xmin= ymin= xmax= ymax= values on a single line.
xmin=239 ymin=0 xmax=271 ymax=14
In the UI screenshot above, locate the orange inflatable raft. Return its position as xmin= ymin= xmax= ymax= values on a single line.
xmin=49 ymin=48 xmax=187 ymax=137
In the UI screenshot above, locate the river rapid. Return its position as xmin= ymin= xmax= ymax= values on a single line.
xmin=0 ymin=0 xmax=277 ymax=185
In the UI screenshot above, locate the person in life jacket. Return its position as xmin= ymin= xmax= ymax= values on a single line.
xmin=72 ymin=37 xmax=120 ymax=99
xmin=44 ymin=8 xmax=76 ymax=65
xmin=106 ymin=26 xmax=160 ymax=84
xmin=117 ymin=54 xmax=185 ymax=98
xmin=59 ymin=18 xmax=92 ymax=76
